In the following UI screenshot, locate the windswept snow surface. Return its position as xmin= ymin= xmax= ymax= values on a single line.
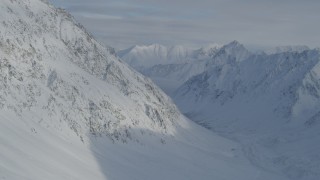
xmin=0 ymin=0 xmax=288 ymax=180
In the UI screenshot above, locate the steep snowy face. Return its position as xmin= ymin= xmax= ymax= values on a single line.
xmin=0 ymin=0 xmax=181 ymax=143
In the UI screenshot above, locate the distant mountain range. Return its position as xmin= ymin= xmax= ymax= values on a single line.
xmin=117 ymin=43 xmax=220 ymax=94
xmin=118 ymin=43 xmax=221 ymax=69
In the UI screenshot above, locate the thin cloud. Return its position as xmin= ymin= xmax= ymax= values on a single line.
xmin=48 ymin=0 xmax=320 ymax=50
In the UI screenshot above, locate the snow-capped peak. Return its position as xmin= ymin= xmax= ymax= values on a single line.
xmin=217 ymin=40 xmax=251 ymax=61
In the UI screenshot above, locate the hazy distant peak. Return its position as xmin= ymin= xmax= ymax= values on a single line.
xmin=227 ymin=40 xmax=241 ymax=46
xmin=222 ymin=40 xmax=246 ymax=50
xmin=213 ymin=40 xmax=251 ymax=62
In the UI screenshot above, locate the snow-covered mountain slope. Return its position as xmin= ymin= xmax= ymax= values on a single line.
xmin=0 ymin=0 xmax=180 ymax=142
xmin=173 ymin=47 xmax=320 ymax=179
xmin=174 ymin=49 xmax=320 ymax=131
xmin=0 ymin=0 xmax=287 ymax=179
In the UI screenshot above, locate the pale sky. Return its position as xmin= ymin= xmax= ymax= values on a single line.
xmin=48 ymin=0 xmax=320 ymax=50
